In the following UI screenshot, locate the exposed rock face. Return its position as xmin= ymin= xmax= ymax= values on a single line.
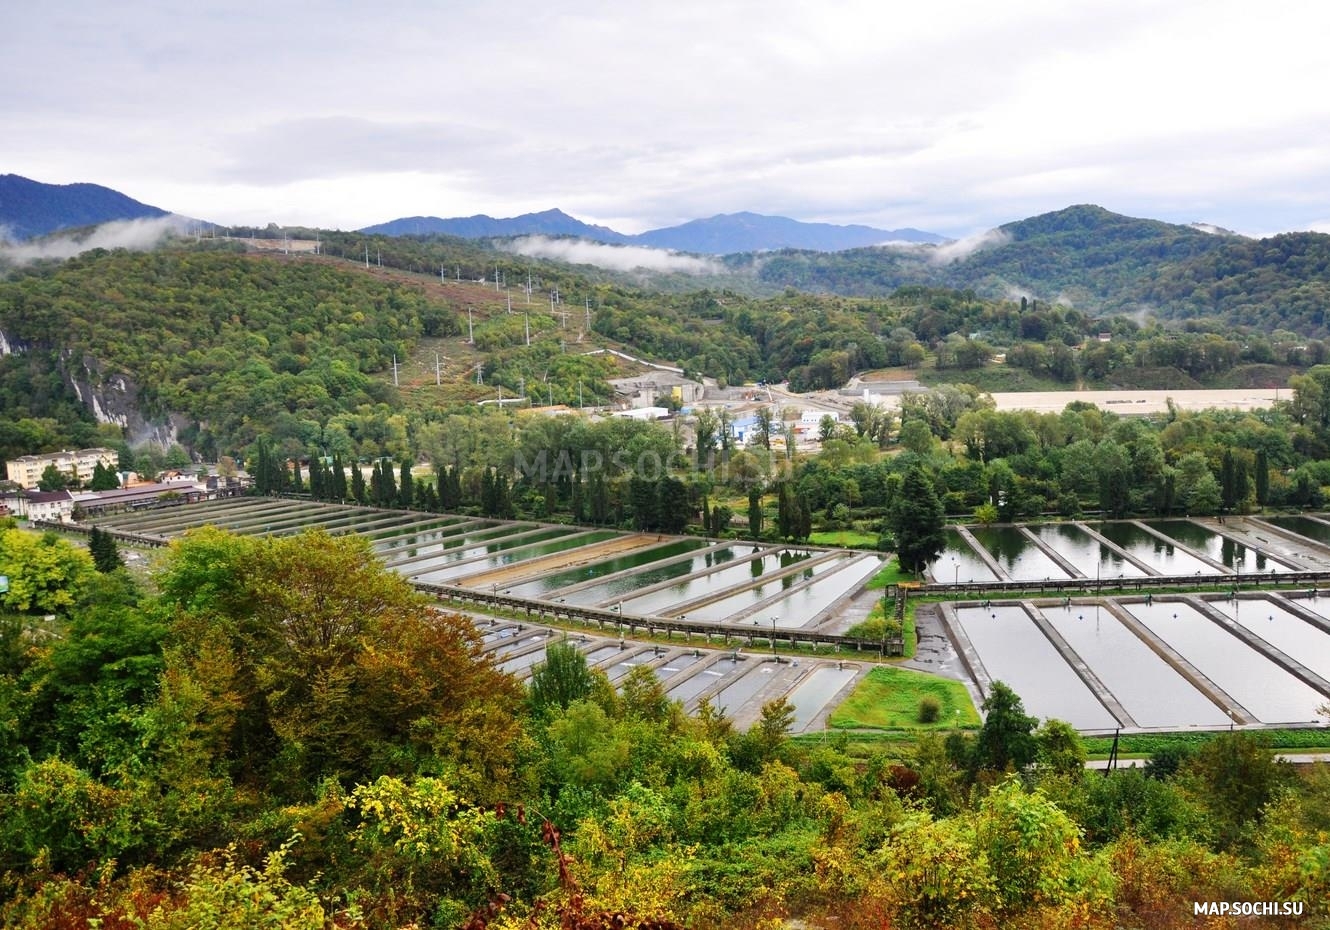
xmin=69 ymin=356 xmax=182 ymax=448
xmin=0 ymin=330 xmax=184 ymax=449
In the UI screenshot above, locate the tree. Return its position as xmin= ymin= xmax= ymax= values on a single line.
xmin=397 ymin=461 xmax=413 ymax=509
xmin=1254 ymin=447 xmax=1270 ymax=508
xmin=1035 ymin=718 xmax=1085 ymax=777
xmin=0 ymin=529 xmax=95 ymax=614
xmin=529 ymin=640 xmax=596 ymax=716
xmin=89 ymin=462 xmax=120 ymax=491
xmin=87 ymin=527 xmax=123 ymax=574
xmin=38 ymin=463 xmax=69 ymax=492
xmin=972 ymin=681 xmax=1037 ymax=775
xmin=898 ymin=418 xmax=934 ymax=455
xmin=746 ymin=487 xmax=763 ymax=538
xmin=886 ymin=467 xmax=945 ymax=575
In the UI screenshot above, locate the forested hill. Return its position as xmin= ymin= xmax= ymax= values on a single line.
xmin=0 ymin=245 xmax=457 ymax=459
xmin=750 ymin=205 xmax=1330 ymax=335
xmin=0 ymin=174 xmax=168 ymax=241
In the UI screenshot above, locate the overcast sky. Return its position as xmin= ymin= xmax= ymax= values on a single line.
xmin=6 ymin=0 xmax=1329 ymax=238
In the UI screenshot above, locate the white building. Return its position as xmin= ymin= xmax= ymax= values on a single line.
xmin=16 ymin=489 xmax=75 ymax=522
xmin=5 ymin=448 xmax=118 ymax=489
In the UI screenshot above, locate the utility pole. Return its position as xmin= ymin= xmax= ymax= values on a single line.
xmin=525 ymin=312 xmax=530 ymax=346
xmin=392 ymin=354 xmax=399 ymax=386
xmin=476 ymin=362 xmax=483 ymax=385
xmin=467 ymin=306 xmax=474 ymax=344
xmin=434 ymin=352 xmax=442 ymax=386
xmin=364 ymin=244 xmax=369 ymax=269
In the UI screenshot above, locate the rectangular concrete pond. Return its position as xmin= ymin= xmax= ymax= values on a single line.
xmin=969 ymin=525 xmax=1073 ymax=582
xmin=932 ymin=529 xmax=998 ymax=583
xmin=1032 ymin=524 xmax=1147 ymax=579
xmin=1209 ymin=597 xmax=1330 ymax=682
xmin=786 ymin=665 xmax=859 ymax=731
xmin=411 ymin=530 xmax=617 ymax=584
xmin=617 ymin=549 xmax=813 ymax=615
xmin=746 ymin=555 xmax=885 ymax=629
xmin=1093 ymin=521 xmax=1221 ymax=576
xmin=1144 ymin=520 xmax=1295 ymax=573
xmin=1262 ymin=514 xmax=1330 ymax=547
xmin=666 ymin=655 xmax=748 ymax=703
xmin=1043 ymin=603 xmax=1232 ymax=728
xmin=711 ymin=662 xmax=781 ymax=716
xmin=501 ymin=539 xmax=711 ymax=599
xmin=1123 ymin=601 xmax=1327 ymax=724
xmin=667 ymin=554 xmax=848 ymax=623
xmin=953 ymin=604 xmax=1119 ymax=729
xmin=559 ymin=546 xmax=747 ymax=606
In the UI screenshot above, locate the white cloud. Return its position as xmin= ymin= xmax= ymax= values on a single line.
xmin=929 ymin=229 xmax=1011 ymax=264
xmin=4 ymin=1 xmax=1330 ymax=236
xmin=0 ymin=216 xmax=190 ymax=265
xmin=502 ymin=236 xmax=719 ymax=275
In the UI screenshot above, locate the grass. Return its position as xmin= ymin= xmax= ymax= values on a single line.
xmin=866 ymin=557 xmax=912 ymax=590
xmin=1081 ymin=728 xmax=1330 ymax=758
xmin=808 ymin=529 xmax=878 ymax=548
xmin=828 ymin=665 xmax=980 ymax=731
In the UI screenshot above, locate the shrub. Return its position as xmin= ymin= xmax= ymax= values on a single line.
xmin=918 ymin=697 xmax=941 ymax=724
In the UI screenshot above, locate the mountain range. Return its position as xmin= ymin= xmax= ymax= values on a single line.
xmin=361 ymin=209 xmax=947 ymax=253
xmin=0 ymin=174 xmax=168 ymax=241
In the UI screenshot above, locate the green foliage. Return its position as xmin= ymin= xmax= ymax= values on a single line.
xmin=528 ymin=639 xmax=596 ymax=716
xmin=917 ymin=697 xmax=941 ymax=724
xmin=972 ymin=681 xmax=1038 ymax=775
xmin=0 ymin=528 xmax=95 ymax=614
xmin=886 ymin=466 xmax=945 ymax=574
xmin=829 ymin=666 xmax=979 ymax=731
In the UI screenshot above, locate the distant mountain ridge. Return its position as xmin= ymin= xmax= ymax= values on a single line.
xmin=0 ymin=174 xmax=168 ymax=241
xmin=361 ymin=208 xmax=946 ymax=253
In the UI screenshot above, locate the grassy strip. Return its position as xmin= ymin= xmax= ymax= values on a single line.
xmin=866 ymin=557 xmax=911 ymax=590
xmin=1081 ymin=728 xmax=1330 ymax=757
xmin=808 ymin=529 xmax=879 ymax=549
xmin=828 ymin=665 xmax=981 ymax=731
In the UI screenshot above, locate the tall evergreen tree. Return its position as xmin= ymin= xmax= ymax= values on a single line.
xmin=398 ymin=461 xmax=413 ymax=509
xmin=87 ymin=527 xmax=123 ymax=574
xmin=887 ymin=466 xmax=945 ymax=574
xmin=1255 ymin=448 xmax=1270 ymax=508
xmin=351 ymin=465 xmax=367 ymax=504
xmin=747 ymin=487 xmax=764 ymax=539
xmin=331 ymin=455 xmax=348 ymax=502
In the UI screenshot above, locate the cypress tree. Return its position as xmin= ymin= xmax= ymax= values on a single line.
xmin=351 ymin=465 xmax=367 ymax=504
xmin=747 ymin=487 xmax=764 ymax=539
xmin=398 ymin=461 xmax=414 ymax=509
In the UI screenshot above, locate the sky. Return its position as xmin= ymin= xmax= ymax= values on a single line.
xmin=6 ymin=0 xmax=1330 ymax=239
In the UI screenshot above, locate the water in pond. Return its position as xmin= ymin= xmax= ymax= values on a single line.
xmin=1263 ymin=515 xmax=1330 ymax=547
xmin=369 ymin=517 xmax=468 ymax=545
xmin=410 ymin=530 xmax=613 ymax=584
xmin=652 ymin=651 xmax=705 ymax=682
xmin=953 ymin=604 xmax=1119 ymax=729
xmin=560 ymin=546 xmax=745 ymax=607
xmin=504 ymin=539 xmax=710 ymax=599
xmin=786 ymin=666 xmax=859 ymax=730
xmin=618 ymin=549 xmax=813 ymax=615
xmin=379 ymin=522 xmax=500 ymax=563
xmin=373 ymin=523 xmax=480 ymax=557
xmin=493 ymin=632 xmax=549 ymax=659
xmin=1146 ymin=520 xmax=1294 ymax=573
xmin=604 ymin=650 xmax=666 ymax=682
xmin=669 ymin=555 xmax=845 ymax=622
xmin=498 ymin=646 xmax=552 ymax=675
xmin=667 ymin=657 xmax=747 ymax=703
xmin=1093 ymin=522 xmax=1220 ymax=576
xmin=1044 ymin=603 xmax=1231 ymax=727
xmin=969 ymin=526 xmax=1073 ymax=581
xmin=1124 ymin=601 xmax=1327 ymax=723
xmin=583 ymin=645 xmax=626 ymax=666
xmin=735 ymin=556 xmax=885 ymax=629
xmin=1209 ymin=597 xmax=1330 ymax=681
xmin=931 ymin=529 xmax=998 ymax=583
xmin=1032 ymin=524 xmax=1147 ymax=580
xmin=384 ymin=524 xmax=538 ymax=570
xmin=712 ymin=663 xmax=780 ymax=716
